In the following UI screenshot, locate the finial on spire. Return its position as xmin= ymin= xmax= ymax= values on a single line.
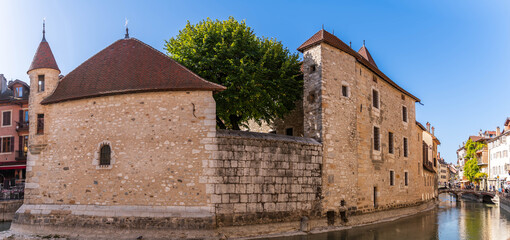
xmin=363 ymin=40 xmax=365 ymax=46
xmin=42 ymin=18 xmax=46 ymax=42
xmin=322 ymin=24 xmax=324 ymax=30
xmin=124 ymin=18 xmax=129 ymax=39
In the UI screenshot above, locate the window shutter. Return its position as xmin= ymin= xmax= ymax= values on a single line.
xmin=10 ymin=136 xmax=14 ymax=152
xmin=19 ymin=110 xmax=23 ymax=123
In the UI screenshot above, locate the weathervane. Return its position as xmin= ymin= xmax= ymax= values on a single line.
xmin=125 ymin=18 xmax=129 ymax=39
xmin=42 ymin=17 xmax=46 ymax=42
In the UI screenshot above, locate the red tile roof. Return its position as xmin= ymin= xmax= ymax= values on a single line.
xmin=358 ymin=45 xmax=377 ymax=68
xmin=297 ymin=29 xmax=420 ymax=102
xmin=28 ymin=40 xmax=60 ymax=73
xmin=41 ymin=38 xmax=225 ymax=104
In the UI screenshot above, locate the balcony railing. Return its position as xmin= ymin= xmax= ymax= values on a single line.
xmin=16 ymin=122 xmax=29 ymax=132
xmin=14 ymin=150 xmax=27 ymax=161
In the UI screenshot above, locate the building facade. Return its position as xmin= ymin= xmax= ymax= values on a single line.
xmin=0 ymin=74 xmax=29 ymax=186
xmin=488 ymin=120 xmax=510 ymax=190
xmin=12 ymin=28 xmax=438 ymax=238
xmin=438 ymin=157 xmax=449 ymax=187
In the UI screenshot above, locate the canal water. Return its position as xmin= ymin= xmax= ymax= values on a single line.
xmin=0 ymin=194 xmax=508 ymax=239
xmin=271 ymin=193 xmax=510 ymax=240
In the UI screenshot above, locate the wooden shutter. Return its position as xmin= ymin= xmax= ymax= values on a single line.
xmin=19 ymin=110 xmax=23 ymax=123
xmin=10 ymin=136 xmax=14 ymax=152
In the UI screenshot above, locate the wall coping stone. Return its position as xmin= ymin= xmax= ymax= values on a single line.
xmin=217 ymin=129 xmax=321 ymax=146
xmin=16 ymin=204 xmax=214 ymax=218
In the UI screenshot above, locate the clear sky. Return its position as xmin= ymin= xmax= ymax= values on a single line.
xmin=1 ymin=0 xmax=509 ymax=164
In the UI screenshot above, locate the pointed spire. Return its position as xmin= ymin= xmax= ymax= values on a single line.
xmin=358 ymin=42 xmax=377 ymax=68
xmin=124 ymin=18 xmax=130 ymax=39
xmin=42 ymin=18 xmax=46 ymax=42
xmin=28 ymin=20 xmax=60 ymax=73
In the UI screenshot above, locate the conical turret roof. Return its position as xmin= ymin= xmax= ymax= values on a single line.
xmin=28 ymin=39 xmax=60 ymax=73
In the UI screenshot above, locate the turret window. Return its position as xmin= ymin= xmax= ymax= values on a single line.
xmin=38 ymin=75 xmax=45 ymax=92
xmin=37 ymin=114 xmax=44 ymax=134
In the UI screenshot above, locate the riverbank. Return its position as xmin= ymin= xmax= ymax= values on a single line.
xmin=224 ymin=199 xmax=437 ymax=239
xmin=499 ymin=192 xmax=510 ymax=213
xmin=0 ymin=200 xmax=437 ymax=240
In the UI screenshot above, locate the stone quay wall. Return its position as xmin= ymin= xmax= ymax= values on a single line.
xmin=0 ymin=200 xmax=23 ymax=221
xmin=206 ymin=130 xmax=323 ymax=227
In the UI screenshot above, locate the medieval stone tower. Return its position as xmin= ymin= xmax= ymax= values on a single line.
xmin=296 ymin=29 xmax=422 ymax=214
xmin=297 ymin=29 xmax=360 ymax=213
xmin=25 ymin=22 xmax=60 ymax=201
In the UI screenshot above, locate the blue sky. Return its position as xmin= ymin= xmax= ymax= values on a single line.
xmin=1 ymin=0 xmax=509 ymax=163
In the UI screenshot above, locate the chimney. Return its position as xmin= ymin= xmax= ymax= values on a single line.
xmin=506 ymin=118 xmax=510 ymax=131
xmin=497 ymin=127 xmax=501 ymax=136
xmin=431 ymin=126 xmax=435 ymax=136
xmin=0 ymin=74 xmax=6 ymax=93
xmin=426 ymin=122 xmax=431 ymax=132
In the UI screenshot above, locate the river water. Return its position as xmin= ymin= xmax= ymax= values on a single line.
xmin=271 ymin=194 xmax=510 ymax=240
xmin=0 ymin=195 xmax=508 ymax=239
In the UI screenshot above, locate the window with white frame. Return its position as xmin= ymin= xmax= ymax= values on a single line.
xmin=2 ymin=111 xmax=11 ymax=127
xmin=0 ymin=136 xmax=13 ymax=153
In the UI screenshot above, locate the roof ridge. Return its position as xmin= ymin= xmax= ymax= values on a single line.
xmin=56 ymin=38 xmax=125 ymax=83
xmin=41 ymin=37 xmax=226 ymax=105
xmin=130 ymin=38 xmax=226 ymax=91
xmin=297 ymin=29 xmax=420 ymax=102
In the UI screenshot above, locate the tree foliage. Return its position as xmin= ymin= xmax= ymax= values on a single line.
xmin=165 ymin=17 xmax=303 ymax=130
xmin=474 ymin=172 xmax=488 ymax=183
xmin=463 ymin=139 xmax=485 ymax=182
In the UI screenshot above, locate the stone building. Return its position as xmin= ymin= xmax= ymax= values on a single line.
xmin=292 ymin=29 xmax=439 ymax=214
xmin=12 ymin=27 xmax=438 ymax=239
xmin=0 ymin=74 xmax=30 ymax=185
xmin=416 ymin=122 xmax=439 ymax=199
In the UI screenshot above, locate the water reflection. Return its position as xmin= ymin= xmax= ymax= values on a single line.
xmin=271 ymin=193 xmax=510 ymax=240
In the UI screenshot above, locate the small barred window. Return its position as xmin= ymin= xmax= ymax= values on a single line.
xmin=100 ymin=144 xmax=111 ymax=166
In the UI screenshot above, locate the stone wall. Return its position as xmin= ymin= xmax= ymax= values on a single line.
xmin=301 ymin=42 xmax=433 ymax=217
xmin=206 ymin=130 xmax=322 ymax=227
xmin=24 ymin=90 xmax=216 ymax=207
xmin=0 ymin=200 xmax=22 ymax=221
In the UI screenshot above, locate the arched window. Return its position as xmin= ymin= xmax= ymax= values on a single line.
xmin=99 ymin=144 xmax=111 ymax=166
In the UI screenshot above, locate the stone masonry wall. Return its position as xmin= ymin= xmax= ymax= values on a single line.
xmin=24 ymin=91 xmax=216 ymax=208
xmin=301 ymin=42 xmax=433 ymax=218
xmin=206 ymin=130 xmax=322 ymax=227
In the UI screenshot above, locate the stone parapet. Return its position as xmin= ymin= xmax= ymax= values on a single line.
xmin=207 ymin=130 xmax=323 ymax=227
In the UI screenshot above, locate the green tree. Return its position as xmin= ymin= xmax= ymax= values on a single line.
xmin=474 ymin=172 xmax=488 ymax=183
xmin=165 ymin=17 xmax=303 ymax=130
xmin=463 ymin=139 xmax=485 ymax=182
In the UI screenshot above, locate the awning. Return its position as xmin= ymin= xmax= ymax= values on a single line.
xmin=0 ymin=165 xmax=26 ymax=170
